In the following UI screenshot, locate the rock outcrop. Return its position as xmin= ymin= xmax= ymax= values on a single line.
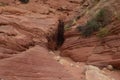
xmin=60 ymin=0 xmax=120 ymax=69
xmin=0 ymin=46 xmax=76 ymax=80
xmin=0 ymin=0 xmax=120 ymax=80
xmin=85 ymin=65 xmax=115 ymax=80
xmin=0 ymin=0 xmax=93 ymax=80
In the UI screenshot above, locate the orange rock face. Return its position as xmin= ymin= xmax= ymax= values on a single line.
xmin=61 ymin=24 xmax=120 ymax=69
xmin=0 ymin=46 xmax=76 ymax=80
xmin=61 ymin=23 xmax=120 ymax=69
xmin=60 ymin=0 xmax=120 ymax=69
xmin=0 ymin=0 xmax=120 ymax=80
xmin=0 ymin=0 xmax=88 ymax=80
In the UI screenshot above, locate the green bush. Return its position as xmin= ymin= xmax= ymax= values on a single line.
xmin=77 ymin=8 xmax=111 ymax=37
xmin=80 ymin=20 xmax=100 ymax=37
xmin=94 ymin=8 xmax=110 ymax=26
xmin=86 ymin=19 xmax=100 ymax=31
xmin=77 ymin=19 xmax=101 ymax=37
xmin=97 ymin=27 xmax=109 ymax=38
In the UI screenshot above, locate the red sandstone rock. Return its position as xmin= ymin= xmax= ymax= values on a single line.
xmin=0 ymin=46 xmax=76 ymax=80
xmin=61 ymin=47 xmax=94 ymax=62
xmin=0 ymin=1 xmax=89 ymax=79
xmin=0 ymin=0 xmax=120 ymax=79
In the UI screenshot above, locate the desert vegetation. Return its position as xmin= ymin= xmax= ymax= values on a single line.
xmin=97 ymin=27 xmax=109 ymax=38
xmin=77 ymin=8 xmax=111 ymax=37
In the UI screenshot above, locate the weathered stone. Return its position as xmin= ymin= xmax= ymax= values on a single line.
xmin=107 ymin=65 xmax=114 ymax=71
xmin=85 ymin=65 xmax=115 ymax=80
xmin=61 ymin=47 xmax=94 ymax=62
xmin=0 ymin=46 xmax=76 ymax=80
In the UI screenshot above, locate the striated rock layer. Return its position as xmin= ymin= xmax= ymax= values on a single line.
xmin=0 ymin=0 xmax=93 ymax=79
xmin=60 ymin=0 xmax=120 ymax=69
xmin=0 ymin=0 xmax=120 ymax=80
xmin=0 ymin=46 xmax=76 ymax=80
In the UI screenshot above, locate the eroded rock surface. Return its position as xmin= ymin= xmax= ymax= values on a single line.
xmin=0 ymin=46 xmax=76 ymax=80
xmin=86 ymin=65 xmax=115 ymax=80
xmin=0 ymin=0 xmax=120 ymax=80
xmin=0 ymin=0 xmax=94 ymax=80
xmin=60 ymin=0 xmax=120 ymax=70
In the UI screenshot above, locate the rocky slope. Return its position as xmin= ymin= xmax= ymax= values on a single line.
xmin=61 ymin=0 xmax=120 ymax=69
xmin=0 ymin=0 xmax=120 ymax=80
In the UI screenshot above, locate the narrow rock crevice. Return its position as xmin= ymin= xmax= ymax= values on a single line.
xmin=47 ymin=19 xmax=65 ymax=50
xmin=56 ymin=20 xmax=65 ymax=49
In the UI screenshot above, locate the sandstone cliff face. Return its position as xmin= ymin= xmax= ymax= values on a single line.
xmin=60 ymin=0 xmax=120 ymax=69
xmin=0 ymin=0 xmax=120 ymax=80
xmin=0 ymin=0 xmax=95 ymax=80
xmin=0 ymin=6 xmax=58 ymax=51
xmin=0 ymin=46 xmax=77 ymax=80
